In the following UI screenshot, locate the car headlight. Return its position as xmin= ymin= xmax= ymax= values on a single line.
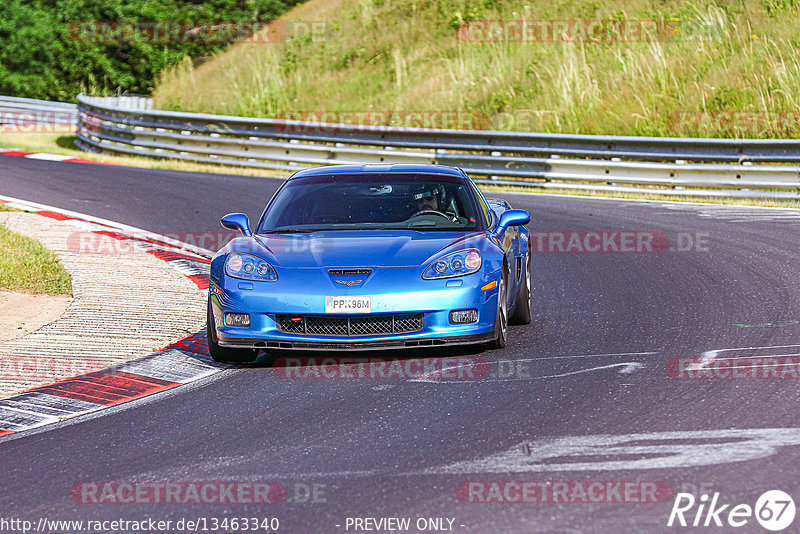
xmin=225 ymin=253 xmax=278 ymax=281
xmin=423 ymin=249 xmax=482 ymax=279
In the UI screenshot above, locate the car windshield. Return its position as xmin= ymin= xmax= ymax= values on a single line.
xmin=258 ymin=173 xmax=485 ymax=232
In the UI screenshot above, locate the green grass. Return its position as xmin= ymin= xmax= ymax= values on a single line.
xmin=152 ymin=0 xmax=800 ymax=139
xmin=0 ymin=219 xmax=72 ymax=294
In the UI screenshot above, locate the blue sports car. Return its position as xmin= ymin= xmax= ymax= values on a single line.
xmin=207 ymin=164 xmax=531 ymax=362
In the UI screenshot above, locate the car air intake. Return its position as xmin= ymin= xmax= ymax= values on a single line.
xmin=277 ymin=313 xmax=422 ymax=336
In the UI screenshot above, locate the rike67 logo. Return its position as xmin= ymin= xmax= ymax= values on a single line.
xmin=668 ymin=490 xmax=795 ymax=531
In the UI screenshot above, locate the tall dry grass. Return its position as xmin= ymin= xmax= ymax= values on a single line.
xmin=153 ymin=0 xmax=800 ymax=137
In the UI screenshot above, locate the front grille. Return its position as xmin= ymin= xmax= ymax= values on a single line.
xmin=277 ymin=313 xmax=423 ymax=337
xmin=307 ymin=316 xmax=349 ymax=336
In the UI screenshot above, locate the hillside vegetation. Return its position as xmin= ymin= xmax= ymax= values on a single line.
xmin=0 ymin=0 xmax=295 ymax=101
xmin=153 ymin=0 xmax=800 ymax=138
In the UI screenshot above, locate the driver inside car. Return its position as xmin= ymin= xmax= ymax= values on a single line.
xmin=412 ymin=184 xmax=442 ymax=212
xmin=408 ymin=183 xmax=458 ymax=220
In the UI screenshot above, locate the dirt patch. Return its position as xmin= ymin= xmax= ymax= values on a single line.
xmin=0 ymin=291 xmax=72 ymax=342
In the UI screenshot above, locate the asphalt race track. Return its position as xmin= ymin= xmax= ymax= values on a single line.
xmin=2 ymin=155 xmax=800 ymax=532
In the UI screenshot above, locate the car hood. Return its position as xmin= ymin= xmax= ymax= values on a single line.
xmin=250 ymin=230 xmax=485 ymax=268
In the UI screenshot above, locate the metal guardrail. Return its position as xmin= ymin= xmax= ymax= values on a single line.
xmin=0 ymin=96 xmax=77 ymax=126
xmin=68 ymin=94 xmax=800 ymax=197
xmin=80 ymin=95 xmax=154 ymax=111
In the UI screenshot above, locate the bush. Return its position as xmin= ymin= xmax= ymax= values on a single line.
xmin=0 ymin=0 xmax=295 ymax=101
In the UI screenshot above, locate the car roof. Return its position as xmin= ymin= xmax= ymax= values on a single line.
xmin=287 ymin=164 xmax=467 ymax=180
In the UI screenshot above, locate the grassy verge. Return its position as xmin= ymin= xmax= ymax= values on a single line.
xmin=153 ymin=0 xmax=800 ymax=139
xmin=0 ymin=207 xmax=72 ymax=294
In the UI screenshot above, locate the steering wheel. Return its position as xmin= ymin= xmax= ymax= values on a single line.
xmin=409 ymin=209 xmax=452 ymax=220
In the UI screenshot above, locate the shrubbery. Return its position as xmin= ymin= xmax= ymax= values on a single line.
xmin=0 ymin=0 xmax=294 ymax=101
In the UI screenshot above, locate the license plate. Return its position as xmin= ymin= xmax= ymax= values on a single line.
xmin=325 ymin=296 xmax=371 ymax=313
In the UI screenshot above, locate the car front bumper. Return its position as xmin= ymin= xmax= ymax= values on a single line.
xmin=210 ymin=270 xmax=500 ymax=351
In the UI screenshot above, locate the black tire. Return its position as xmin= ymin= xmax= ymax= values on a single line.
xmin=510 ymin=244 xmax=532 ymax=325
xmin=489 ymin=270 xmax=508 ymax=349
xmin=207 ymin=297 xmax=258 ymax=363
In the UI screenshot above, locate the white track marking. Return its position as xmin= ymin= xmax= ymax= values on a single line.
xmin=521 ymin=362 xmax=645 ymax=379
xmin=24 ymin=153 xmax=74 ymax=161
xmin=505 ymin=189 xmax=800 ymax=223
xmin=521 ymin=351 xmax=657 ymax=361
xmin=498 ymin=189 xmax=800 ymax=209
xmin=659 ymin=203 xmax=800 ymax=223
xmin=425 ymin=428 xmax=800 ymax=473
xmin=410 ymin=352 xmax=654 ymax=383
xmin=690 ymin=344 xmax=800 ymax=371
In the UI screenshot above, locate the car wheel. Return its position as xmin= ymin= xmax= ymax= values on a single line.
xmin=207 ymin=297 xmax=259 ymax=363
xmin=510 ymin=244 xmax=532 ymax=325
xmin=489 ymin=271 xmax=508 ymax=349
